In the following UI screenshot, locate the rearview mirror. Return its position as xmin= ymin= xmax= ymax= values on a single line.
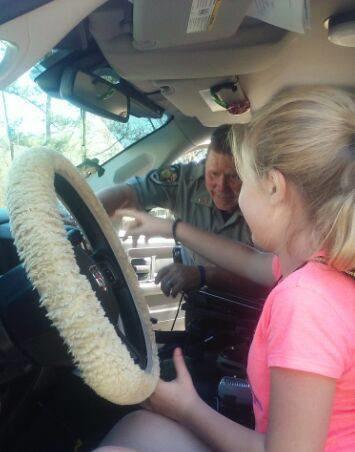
xmin=60 ymin=68 xmax=129 ymax=122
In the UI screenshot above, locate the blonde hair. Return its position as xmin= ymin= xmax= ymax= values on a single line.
xmin=231 ymin=86 xmax=355 ymax=273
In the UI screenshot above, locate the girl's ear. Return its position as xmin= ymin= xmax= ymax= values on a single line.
xmin=266 ymin=169 xmax=287 ymax=204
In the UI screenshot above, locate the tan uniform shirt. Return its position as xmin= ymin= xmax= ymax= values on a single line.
xmin=127 ymin=161 xmax=251 ymax=265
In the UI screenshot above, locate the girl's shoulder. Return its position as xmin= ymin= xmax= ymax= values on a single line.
xmin=272 ymin=256 xmax=354 ymax=300
xmin=264 ymin=260 xmax=355 ymax=377
xmin=289 ymin=260 xmax=354 ymax=298
xmin=269 ymin=260 xmax=355 ymax=327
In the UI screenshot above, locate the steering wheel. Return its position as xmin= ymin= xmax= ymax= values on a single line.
xmin=5 ymin=148 xmax=159 ymax=406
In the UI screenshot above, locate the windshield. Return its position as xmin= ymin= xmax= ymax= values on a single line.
xmin=0 ymin=67 xmax=169 ymax=206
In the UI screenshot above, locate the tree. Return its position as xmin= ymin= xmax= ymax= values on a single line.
xmin=45 ymin=95 xmax=51 ymax=144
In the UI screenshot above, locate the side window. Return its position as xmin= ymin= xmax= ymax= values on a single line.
xmin=150 ymin=143 xmax=209 ymax=221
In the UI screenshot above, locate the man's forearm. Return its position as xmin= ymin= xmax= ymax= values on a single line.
xmin=205 ymin=266 xmax=271 ymax=298
xmin=182 ymin=397 xmax=265 ymax=452
xmin=97 ymin=184 xmax=140 ymax=216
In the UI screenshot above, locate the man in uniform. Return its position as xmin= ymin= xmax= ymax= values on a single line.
xmin=98 ymin=124 xmax=260 ymax=297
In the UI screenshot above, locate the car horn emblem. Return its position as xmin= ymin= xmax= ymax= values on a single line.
xmin=89 ymin=265 xmax=108 ymax=291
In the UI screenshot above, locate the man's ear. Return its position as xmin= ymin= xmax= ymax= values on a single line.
xmin=265 ymin=169 xmax=286 ymax=204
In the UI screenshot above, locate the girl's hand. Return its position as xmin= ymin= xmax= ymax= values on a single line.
xmin=114 ymin=209 xmax=173 ymax=240
xmin=144 ymin=348 xmax=200 ymax=423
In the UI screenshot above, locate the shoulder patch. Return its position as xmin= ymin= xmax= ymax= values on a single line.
xmin=150 ymin=165 xmax=180 ymax=186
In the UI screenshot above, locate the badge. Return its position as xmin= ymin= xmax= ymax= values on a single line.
xmin=150 ymin=165 xmax=180 ymax=185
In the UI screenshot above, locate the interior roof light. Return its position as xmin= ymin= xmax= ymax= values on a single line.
xmin=324 ymin=11 xmax=355 ymax=47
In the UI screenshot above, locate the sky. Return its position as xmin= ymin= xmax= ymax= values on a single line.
xmin=1 ymin=71 xmax=81 ymax=135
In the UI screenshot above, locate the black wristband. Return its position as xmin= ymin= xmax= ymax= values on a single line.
xmin=172 ymin=219 xmax=182 ymax=243
xmin=197 ymin=265 xmax=206 ymax=288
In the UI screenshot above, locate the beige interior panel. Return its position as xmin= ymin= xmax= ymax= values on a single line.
xmin=155 ymin=77 xmax=252 ymax=126
xmin=0 ymin=0 xmax=108 ymax=89
xmin=91 ymin=30 xmax=295 ymax=81
xmin=238 ymin=0 xmax=355 ymax=111
xmin=153 ymin=0 xmax=355 ymax=125
xmin=89 ymin=0 xmax=355 ymax=126
xmin=132 ymin=0 xmax=252 ymax=50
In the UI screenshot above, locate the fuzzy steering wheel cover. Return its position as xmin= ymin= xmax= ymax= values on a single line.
xmin=6 ymin=148 xmax=159 ymax=405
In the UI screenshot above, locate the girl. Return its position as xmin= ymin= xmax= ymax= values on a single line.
xmin=96 ymin=86 xmax=355 ymax=452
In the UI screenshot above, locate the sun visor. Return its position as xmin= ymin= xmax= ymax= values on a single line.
xmin=132 ymin=0 xmax=252 ymax=50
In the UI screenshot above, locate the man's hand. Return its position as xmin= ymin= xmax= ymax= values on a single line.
xmin=115 ymin=209 xmax=173 ymax=240
xmin=156 ymin=263 xmax=201 ymax=297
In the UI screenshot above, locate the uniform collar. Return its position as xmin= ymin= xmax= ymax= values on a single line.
xmin=216 ymin=206 xmax=245 ymax=229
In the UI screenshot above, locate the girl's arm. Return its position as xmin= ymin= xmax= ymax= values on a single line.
xmin=266 ymin=368 xmax=336 ymax=451
xmin=173 ymin=220 xmax=274 ymax=287
xmin=119 ymin=209 xmax=275 ymax=287
xmin=148 ymin=350 xmax=335 ymax=452
xmin=183 ymin=369 xmax=335 ymax=452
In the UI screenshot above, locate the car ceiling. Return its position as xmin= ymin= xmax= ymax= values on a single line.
xmin=0 ymin=0 xmax=53 ymax=26
xmin=0 ymin=0 xmax=354 ymax=128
